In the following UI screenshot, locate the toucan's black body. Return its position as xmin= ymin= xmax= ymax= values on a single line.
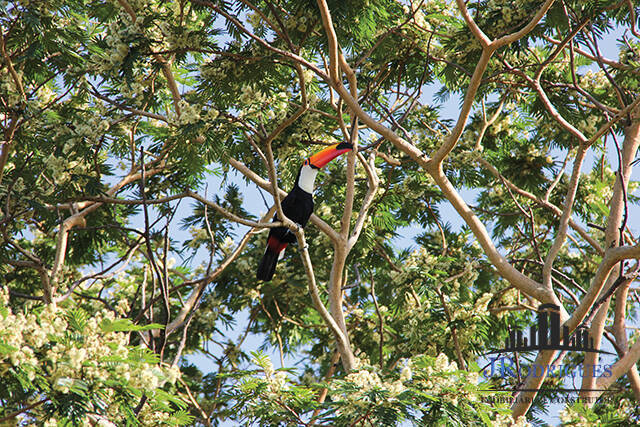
xmin=256 ymin=142 xmax=352 ymax=281
xmin=276 ymin=186 xmax=315 ymax=241
xmin=256 ymin=185 xmax=313 ymax=281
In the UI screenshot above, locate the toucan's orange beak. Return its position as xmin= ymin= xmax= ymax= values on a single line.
xmin=308 ymin=142 xmax=353 ymax=168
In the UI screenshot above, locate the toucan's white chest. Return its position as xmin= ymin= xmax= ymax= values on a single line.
xmin=297 ymin=164 xmax=319 ymax=194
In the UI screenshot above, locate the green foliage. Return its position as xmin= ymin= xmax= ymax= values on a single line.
xmin=222 ymin=352 xmax=509 ymax=426
xmin=100 ymin=318 xmax=165 ymax=333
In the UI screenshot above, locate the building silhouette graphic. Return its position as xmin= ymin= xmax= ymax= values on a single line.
xmin=488 ymin=304 xmax=614 ymax=355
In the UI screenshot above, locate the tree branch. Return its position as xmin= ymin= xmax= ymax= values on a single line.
xmin=295 ymin=228 xmax=355 ymax=371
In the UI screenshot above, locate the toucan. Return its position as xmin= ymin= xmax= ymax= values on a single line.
xmin=256 ymin=142 xmax=353 ymax=281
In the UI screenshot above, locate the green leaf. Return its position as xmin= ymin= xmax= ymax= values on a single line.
xmin=167 ymin=409 xmax=195 ymax=426
xmin=65 ymin=308 xmax=90 ymax=332
xmin=0 ymin=342 xmax=18 ymax=355
xmin=100 ymin=318 xmax=165 ymax=333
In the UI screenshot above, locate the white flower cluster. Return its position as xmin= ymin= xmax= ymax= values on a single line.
xmin=173 ymin=99 xmax=201 ymax=125
xmin=473 ymin=292 xmax=492 ymax=316
xmin=486 ymin=112 xmax=521 ymax=138
xmin=301 ymin=67 xmax=315 ymax=84
xmin=111 ymin=269 xmax=145 ymax=299
xmin=252 ymin=355 xmax=289 ymax=395
xmin=404 ymin=0 xmax=452 ymax=31
xmin=558 ymin=405 xmax=599 ymax=426
xmin=0 ymin=287 xmax=181 ymax=424
xmin=434 ymin=353 xmax=457 ymax=373
xmin=576 ymin=117 xmax=599 ymax=136
xmin=494 ymin=286 xmax=519 ymax=319
xmin=91 ymin=18 xmax=142 ymax=74
xmin=158 ymin=21 xmax=204 ymax=51
xmin=409 ymin=354 xmax=466 ymax=405
xmin=400 ymin=362 xmax=412 ymax=381
xmin=486 ymin=0 xmax=531 ymax=31
xmin=236 ymin=84 xmax=290 ymax=122
xmin=332 ymin=353 xmax=484 ymax=415
xmin=445 ymin=31 xmax=482 ymax=59
xmin=283 ymin=11 xmax=315 ymax=33
xmin=247 ymin=289 xmax=261 ymax=301
xmin=43 ymin=120 xmax=102 ymax=187
xmin=204 ymin=108 xmax=219 ymax=121
xmin=137 ymin=404 xmax=171 ymax=425
xmin=345 ymin=368 xmax=382 ymax=391
xmin=447 ymin=289 xmax=489 ymax=324
xmin=0 ymin=68 xmax=23 ymax=107
xmin=341 ymin=366 xmax=406 ymax=402
xmin=199 ymin=59 xmax=234 ymax=82
xmin=115 ymin=299 xmax=130 ymax=316
xmin=189 ymin=226 xmax=210 ymax=243
xmin=33 ymin=83 xmax=57 ymax=107
xmin=117 ymin=73 xmax=150 ymax=105
xmin=108 ymin=0 xmax=148 ymax=11
xmin=44 ymin=154 xmax=80 ymax=187
xmin=580 ymin=69 xmax=609 ymax=91
xmin=494 ymin=413 xmax=530 ymax=426
xmin=58 ymin=114 xmax=109 ymax=146
xmin=242 ymin=350 xmax=493 ymax=423
xmin=221 ymin=236 xmax=235 ymax=253
xmin=413 ymin=9 xmax=428 ymax=29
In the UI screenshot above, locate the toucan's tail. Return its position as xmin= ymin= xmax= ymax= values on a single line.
xmin=257 ymin=247 xmax=279 ymax=281
xmin=257 ymin=236 xmax=288 ymax=281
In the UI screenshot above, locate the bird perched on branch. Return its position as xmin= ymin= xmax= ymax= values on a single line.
xmin=256 ymin=142 xmax=353 ymax=281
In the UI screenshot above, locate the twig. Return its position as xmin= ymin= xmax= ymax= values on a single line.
xmin=0 ymin=398 xmax=49 ymax=423
xmin=369 ymin=271 xmax=384 ymax=370
xmin=435 ymin=287 xmax=466 ymax=370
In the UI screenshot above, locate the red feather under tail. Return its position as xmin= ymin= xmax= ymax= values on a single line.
xmin=256 ymin=237 xmax=288 ymax=281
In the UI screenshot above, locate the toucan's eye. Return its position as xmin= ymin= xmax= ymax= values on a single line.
xmin=304 ymin=159 xmax=309 ymax=166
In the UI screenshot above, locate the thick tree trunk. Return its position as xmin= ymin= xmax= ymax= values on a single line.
xmin=580 ymin=120 xmax=640 ymax=400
